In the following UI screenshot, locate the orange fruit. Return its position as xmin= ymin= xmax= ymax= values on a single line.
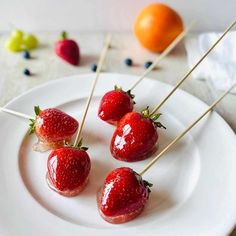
xmin=134 ymin=3 xmax=184 ymax=52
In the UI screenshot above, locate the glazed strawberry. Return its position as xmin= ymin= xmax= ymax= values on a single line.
xmin=29 ymin=106 xmax=78 ymax=152
xmin=97 ymin=167 xmax=152 ymax=224
xmin=55 ymin=31 xmax=80 ymax=65
xmin=47 ymin=144 xmax=91 ymax=197
xmin=98 ymin=86 xmax=135 ymax=125
xmin=110 ymin=107 xmax=165 ymax=162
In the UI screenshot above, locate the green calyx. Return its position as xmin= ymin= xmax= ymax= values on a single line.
xmin=114 ymin=85 xmax=122 ymax=90
xmin=143 ymin=180 xmax=153 ymax=193
xmin=76 ymin=138 xmax=89 ymax=151
xmin=126 ymin=89 xmax=135 ymax=100
xmin=114 ymin=85 xmax=136 ymax=104
xmin=29 ymin=118 xmax=36 ymax=135
xmin=34 ymin=105 xmax=41 ymax=116
xmin=61 ymin=31 xmax=68 ymax=40
xmin=28 ymin=106 xmax=41 ymax=134
xmin=141 ymin=106 xmax=166 ymax=129
xmin=64 ymin=138 xmax=89 ymax=151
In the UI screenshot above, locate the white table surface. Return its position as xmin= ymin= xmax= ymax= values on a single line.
xmin=0 ymin=32 xmax=235 ymax=235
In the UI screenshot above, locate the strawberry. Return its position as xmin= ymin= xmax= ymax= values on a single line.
xmin=97 ymin=167 xmax=152 ymax=224
xmin=98 ymin=86 xmax=135 ymax=125
xmin=47 ymin=144 xmax=91 ymax=197
xmin=29 ymin=106 xmax=78 ymax=151
xmin=110 ymin=107 xmax=165 ymax=162
xmin=55 ymin=31 xmax=80 ymax=65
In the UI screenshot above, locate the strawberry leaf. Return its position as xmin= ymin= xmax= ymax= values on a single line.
xmin=143 ymin=180 xmax=153 ymax=188
xmin=143 ymin=180 xmax=153 ymax=193
xmin=75 ymin=138 xmax=89 ymax=151
xmin=141 ymin=106 xmax=150 ymax=118
xmin=114 ymin=85 xmax=122 ymax=90
xmin=150 ymin=113 xmax=162 ymax=121
xmin=28 ymin=118 xmax=36 ymax=135
xmin=34 ymin=106 xmax=41 ymax=116
xmin=77 ymin=138 xmax=83 ymax=148
xmin=126 ymin=89 xmax=136 ymax=104
xmin=154 ymin=121 xmax=166 ymax=129
xmin=64 ymin=140 xmax=89 ymax=150
xmin=141 ymin=107 xmax=166 ymax=129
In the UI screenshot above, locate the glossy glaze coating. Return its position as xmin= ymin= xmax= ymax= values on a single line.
xmin=110 ymin=112 xmax=158 ymax=161
xmin=97 ymin=167 xmax=150 ymax=223
xmin=35 ymin=108 xmax=78 ymax=143
xmin=98 ymin=89 xmax=134 ymax=125
xmin=47 ymin=147 xmax=91 ymax=195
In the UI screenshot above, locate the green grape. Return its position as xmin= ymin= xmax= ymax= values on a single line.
xmin=11 ymin=29 xmax=24 ymax=39
xmin=24 ymin=34 xmax=38 ymax=50
xmin=5 ymin=35 xmax=23 ymax=52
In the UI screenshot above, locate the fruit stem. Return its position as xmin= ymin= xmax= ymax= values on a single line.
xmin=61 ymin=31 xmax=67 ymax=40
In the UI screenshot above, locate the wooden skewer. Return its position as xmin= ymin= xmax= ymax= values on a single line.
xmin=129 ymin=22 xmax=195 ymax=91
xmin=139 ymin=83 xmax=236 ymax=176
xmin=73 ymin=34 xmax=112 ymax=146
xmin=150 ymin=20 xmax=236 ymax=115
xmin=0 ymin=107 xmax=34 ymax=120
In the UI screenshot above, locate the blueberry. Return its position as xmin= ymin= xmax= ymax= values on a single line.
xmin=23 ymin=68 xmax=31 ymax=76
xmin=22 ymin=51 xmax=30 ymax=59
xmin=144 ymin=61 xmax=153 ymax=69
xmin=124 ymin=58 xmax=133 ymax=66
xmin=91 ymin=64 xmax=97 ymax=72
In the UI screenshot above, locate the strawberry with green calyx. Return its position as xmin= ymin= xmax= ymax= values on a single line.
xmin=29 ymin=106 xmax=79 ymax=152
xmin=110 ymin=107 xmax=166 ymax=162
xmin=141 ymin=106 xmax=166 ymax=129
xmin=55 ymin=31 xmax=80 ymax=65
xmin=46 ymin=138 xmax=91 ymax=197
xmin=97 ymin=167 xmax=152 ymax=224
xmin=98 ymin=85 xmax=135 ymax=125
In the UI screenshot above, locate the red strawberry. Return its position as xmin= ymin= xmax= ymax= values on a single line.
xmin=97 ymin=167 xmax=152 ymax=224
xmin=55 ymin=31 xmax=80 ymax=65
xmin=110 ymin=108 xmax=165 ymax=162
xmin=29 ymin=106 xmax=78 ymax=151
xmin=98 ymin=86 xmax=135 ymax=125
xmin=47 ymin=145 xmax=91 ymax=197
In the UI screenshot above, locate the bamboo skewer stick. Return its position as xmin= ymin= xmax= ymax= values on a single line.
xmin=139 ymin=83 xmax=236 ymax=176
xmin=129 ymin=22 xmax=195 ymax=91
xmin=73 ymin=34 xmax=112 ymax=146
xmin=150 ymin=20 xmax=236 ymax=116
xmin=0 ymin=107 xmax=34 ymax=120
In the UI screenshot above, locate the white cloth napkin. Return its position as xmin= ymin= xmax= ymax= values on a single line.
xmin=185 ymin=32 xmax=236 ymax=94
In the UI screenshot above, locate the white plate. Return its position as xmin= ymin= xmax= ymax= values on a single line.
xmin=0 ymin=73 xmax=235 ymax=236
